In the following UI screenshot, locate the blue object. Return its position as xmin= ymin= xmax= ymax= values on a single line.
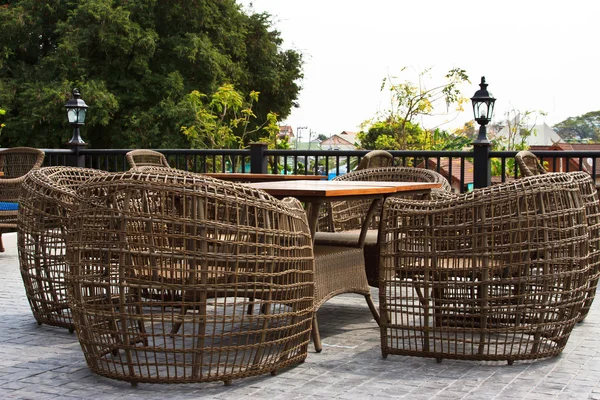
xmin=0 ymin=202 xmax=18 ymax=211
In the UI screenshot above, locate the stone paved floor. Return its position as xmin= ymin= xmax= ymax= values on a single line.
xmin=2 ymin=231 xmax=600 ymax=399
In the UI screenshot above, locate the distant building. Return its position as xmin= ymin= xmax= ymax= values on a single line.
xmin=320 ymin=131 xmax=360 ymax=150
xmin=278 ymin=125 xmax=295 ymax=145
xmin=419 ymin=158 xmax=473 ymax=193
xmin=530 ymin=142 xmax=600 ymax=185
xmin=493 ymin=122 xmax=562 ymax=146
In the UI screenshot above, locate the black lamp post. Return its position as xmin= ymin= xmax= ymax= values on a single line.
xmin=470 ymin=76 xmax=496 ymax=188
xmin=65 ymin=88 xmax=89 ymax=145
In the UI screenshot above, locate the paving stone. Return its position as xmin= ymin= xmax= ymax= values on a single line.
xmin=3 ymin=231 xmax=600 ymax=399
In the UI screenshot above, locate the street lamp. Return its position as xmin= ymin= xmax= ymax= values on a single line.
xmin=65 ymin=88 xmax=89 ymax=145
xmin=470 ymin=76 xmax=496 ymax=143
xmin=470 ymin=76 xmax=496 ymax=188
xmin=296 ymin=126 xmax=307 ymax=149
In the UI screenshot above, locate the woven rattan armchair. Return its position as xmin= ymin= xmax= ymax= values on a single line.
xmin=0 ymin=147 xmax=45 ymax=252
xmin=516 ymin=171 xmax=600 ymax=322
xmin=515 ymin=150 xmax=546 ymax=176
xmin=18 ymin=166 xmax=109 ymax=331
xmin=356 ymin=150 xmax=394 ymax=170
xmin=65 ymin=170 xmax=314 ymax=385
xmin=378 ymin=176 xmax=589 ymax=363
xmin=568 ymin=172 xmax=600 ymax=321
xmin=316 ymin=166 xmax=452 ymax=287
xmin=99 ymin=166 xmax=378 ymax=353
xmin=322 ymin=166 xmax=452 ymax=232
xmin=126 ymin=149 xmax=170 ymax=170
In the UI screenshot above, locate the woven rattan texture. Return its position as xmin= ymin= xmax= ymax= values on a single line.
xmin=515 ymin=150 xmax=547 ymax=176
xmin=318 ymin=166 xmax=452 ymax=233
xmin=126 ymin=149 xmax=170 ymax=169
xmin=0 ymin=147 xmax=45 ymax=227
xmin=314 ymin=166 xmax=452 ymax=290
xmin=378 ymin=176 xmax=589 ymax=363
xmin=65 ymin=170 xmax=314 ymax=384
xmin=17 ymin=167 xmax=109 ymax=331
xmin=553 ymin=172 xmax=600 ymax=321
xmin=355 ymin=150 xmax=394 ymax=171
xmin=0 ymin=147 xmax=45 ymax=252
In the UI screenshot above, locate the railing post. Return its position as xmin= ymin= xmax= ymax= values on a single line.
xmin=472 ymin=125 xmax=491 ymax=188
xmin=250 ymin=142 xmax=268 ymax=173
xmin=65 ymin=142 xmax=88 ymax=168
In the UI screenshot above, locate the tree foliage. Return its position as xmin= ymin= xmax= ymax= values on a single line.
xmin=359 ymin=67 xmax=471 ymax=151
xmin=362 ymin=67 xmax=470 ymax=148
xmin=490 ymin=109 xmax=546 ymax=151
xmin=553 ymin=110 xmax=600 ymax=142
xmin=489 ymin=109 xmax=546 ymax=177
xmin=0 ymin=0 xmax=303 ymax=149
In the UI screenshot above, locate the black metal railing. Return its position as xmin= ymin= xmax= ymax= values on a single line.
xmin=32 ymin=144 xmax=600 ymax=193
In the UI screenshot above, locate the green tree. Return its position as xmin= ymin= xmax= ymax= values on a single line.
xmin=554 ymin=110 xmax=600 ymax=142
xmin=489 ymin=109 xmax=546 ymax=176
xmin=358 ymin=119 xmax=425 ymax=150
xmin=0 ymin=107 xmax=5 ymax=137
xmin=490 ymin=109 xmax=546 ymax=151
xmin=452 ymin=121 xmax=477 ymax=141
xmin=0 ymin=0 xmax=303 ymax=149
xmin=362 ymin=67 xmax=470 ymax=148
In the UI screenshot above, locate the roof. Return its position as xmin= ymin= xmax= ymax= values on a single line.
xmin=419 ymin=158 xmax=474 ymax=187
xmin=320 ymin=133 xmax=359 ymax=150
xmin=494 ymin=122 xmax=562 ymax=146
xmin=278 ymin=125 xmax=294 ymax=139
xmin=531 ymin=143 xmax=599 ymax=174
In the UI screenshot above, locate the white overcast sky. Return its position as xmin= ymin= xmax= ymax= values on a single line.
xmin=240 ymin=0 xmax=599 ymax=138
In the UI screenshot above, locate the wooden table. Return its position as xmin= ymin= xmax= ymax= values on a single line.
xmin=246 ymin=180 xmax=441 ymax=241
xmin=204 ymin=173 xmax=326 ymax=182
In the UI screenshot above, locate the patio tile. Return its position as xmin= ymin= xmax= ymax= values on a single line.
xmin=2 ymin=231 xmax=600 ymax=399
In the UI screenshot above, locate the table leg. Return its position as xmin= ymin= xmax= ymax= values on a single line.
xmin=306 ymin=200 xmax=324 ymax=241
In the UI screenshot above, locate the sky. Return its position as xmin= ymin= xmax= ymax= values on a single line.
xmin=239 ymin=0 xmax=599 ymax=140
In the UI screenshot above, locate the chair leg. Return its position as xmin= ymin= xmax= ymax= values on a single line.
xmin=0 ymin=233 xmax=4 ymax=252
xmin=364 ymin=294 xmax=380 ymax=326
xmin=312 ymin=315 xmax=322 ymax=353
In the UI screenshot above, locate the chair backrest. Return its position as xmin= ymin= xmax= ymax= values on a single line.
xmin=18 ymin=166 xmax=109 ymax=331
xmin=65 ymin=170 xmax=314 ymax=383
xmin=336 ymin=166 xmax=452 ymax=191
xmin=355 ymin=150 xmax=393 ymax=170
xmin=322 ymin=166 xmax=452 ymax=232
xmin=0 ymin=147 xmax=45 ymax=204
xmin=515 ymin=150 xmax=546 ymax=176
xmin=529 ymin=171 xmax=600 ymax=321
xmin=378 ymin=175 xmax=589 ymax=361
xmin=0 ymin=147 xmax=45 ymax=179
xmin=126 ymin=149 xmax=170 ymax=169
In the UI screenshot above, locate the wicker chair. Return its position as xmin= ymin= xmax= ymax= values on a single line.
xmin=378 ymin=176 xmax=589 ymax=363
xmin=515 ymin=150 xmax=546 ymax=176
xmin=126 ymin=149 xmax=170 ymax=169
xmin=65 ymin=170 xmax=314 ymax=385
xmin=109 ymin=166 xmax=378 ymax=353
xmin=18 ymin=166 xmax=109 ymax=332
xmin=0 ymin=147 xmax=45 ymax=252
xmin=316 ymin=166 xmax=452 ymax=287
xmin=311 ymin=242 xmax=379 ymax=352
xmin=517 ymin=171 xmax=600 ymax=322
xmin=567 ymin=172 xmax=600 ymax=321
xmin=355 ymin=150 xmax=393 ymax=170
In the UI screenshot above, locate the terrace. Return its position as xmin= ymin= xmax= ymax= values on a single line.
xmin=2 ymin=231 xmax=600 ymax=399
xmin=4 ymin=145 xmax=600 ymax=398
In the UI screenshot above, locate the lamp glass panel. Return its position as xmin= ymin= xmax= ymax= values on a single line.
xmin=486 ymin=101 xmax=495 ymax=120
xmin=77 ymin=108 xmax=87 ymax=124
xmin=67 ymin=108 xmax=78 ymax=124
